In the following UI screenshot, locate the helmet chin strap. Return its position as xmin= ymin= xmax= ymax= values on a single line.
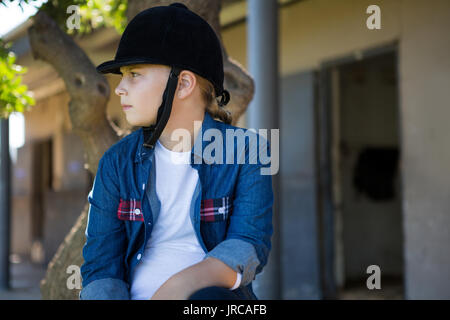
xmin=142 ymin=67 xmax=181 ymax=148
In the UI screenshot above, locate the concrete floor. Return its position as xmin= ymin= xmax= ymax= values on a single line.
xmin=0 ymin=256 xmax=47 ymax=300
xmin=337 ymin=277 xmax=404 ymax=300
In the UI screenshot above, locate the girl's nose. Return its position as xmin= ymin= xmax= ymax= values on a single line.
xmin=115 ymin=83 xmax=127 ymax=96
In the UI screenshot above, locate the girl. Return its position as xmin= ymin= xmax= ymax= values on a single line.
xmin=80 ymin=3 xmax=273 ymax=300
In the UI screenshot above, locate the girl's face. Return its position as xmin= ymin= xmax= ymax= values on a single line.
xmin=115 ymin=64 xmax=171 ymax=127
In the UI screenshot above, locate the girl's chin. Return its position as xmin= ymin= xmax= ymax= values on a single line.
xmin=126 ymin=117 xmax=155 ymax=127
xmin=125 ymin=118 xmax=142 ymax=127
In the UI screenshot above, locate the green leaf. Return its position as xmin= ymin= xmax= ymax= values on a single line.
xmin=0 ymin=38 xmax=35 ymax=117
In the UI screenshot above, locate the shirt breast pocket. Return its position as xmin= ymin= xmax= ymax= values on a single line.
xmin=117 ymin=198 xmax=144 ymax=222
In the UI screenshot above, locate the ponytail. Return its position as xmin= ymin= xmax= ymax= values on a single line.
xmin=196 ymin=74 xmax=232 ymax=124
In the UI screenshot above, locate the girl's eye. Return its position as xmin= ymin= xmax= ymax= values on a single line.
xmin=119 ymin=71 xmax=139 ymax=79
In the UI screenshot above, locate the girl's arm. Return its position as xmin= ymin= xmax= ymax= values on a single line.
xmin=150 ymin=257 xmax=237 ymax=300
xmin=79 ymin=152 xmax=129 ymax=300
xmin=200 ymin=133 xmax=274 ymax=287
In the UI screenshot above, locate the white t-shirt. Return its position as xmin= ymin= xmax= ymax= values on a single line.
xmin=130 ymin=139 xmax=241 ymax=300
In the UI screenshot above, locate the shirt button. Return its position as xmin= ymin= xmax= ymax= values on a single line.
xmin=137 ymin=253 xmax=142 ymax=260
xmin=218 ymin=207 xmax=225 ymax=214
xmin=134 ymin=208 xmax=141 ymax=215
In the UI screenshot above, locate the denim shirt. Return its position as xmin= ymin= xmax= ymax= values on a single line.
xmin=80 ymin=111 xmax=274 ymax=300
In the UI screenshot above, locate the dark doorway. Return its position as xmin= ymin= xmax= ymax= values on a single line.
xmin=30 ymin=138 xmax=52 ymax=264
xmin=318 ymin=44 xmax=404 ymax=299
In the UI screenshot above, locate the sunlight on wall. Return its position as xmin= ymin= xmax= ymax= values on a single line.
xmin=9 ymin=112 xmax=25 ymax=164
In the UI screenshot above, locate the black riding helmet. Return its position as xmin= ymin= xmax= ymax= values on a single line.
xmin=96 ymin=2 xmax=230 ymax=148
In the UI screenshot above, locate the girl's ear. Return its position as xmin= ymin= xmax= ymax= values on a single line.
xmin=177 ymin=71 xmax=196 ymax=99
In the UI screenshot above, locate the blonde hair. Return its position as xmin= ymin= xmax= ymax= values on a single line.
xmin=196 ymin=74 xmax=232 ymax=124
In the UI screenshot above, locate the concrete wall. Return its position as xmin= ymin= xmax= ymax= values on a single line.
xmin=221 ymin=0 xmax=402 ymax=76
xmin=280 ymin=71 xmax=321 ymax=299
xmin=399 ymin=0 xmax=450 ymax=299
xmin=11 ymin=89 xmax=91 ymax=261
xmin=12 ymin=145 xmax=33 ymax=256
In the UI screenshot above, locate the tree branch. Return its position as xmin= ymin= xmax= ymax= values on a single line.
xmin=28 ymin=10 xmax=119 ymax=174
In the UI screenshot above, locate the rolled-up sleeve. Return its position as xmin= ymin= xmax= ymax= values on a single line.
xmin=80 ymin=152 xmax=129 ymax=300
xmin=203 ymin=133 xmax=274 ymax=287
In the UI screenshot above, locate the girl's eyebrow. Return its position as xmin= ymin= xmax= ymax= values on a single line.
xmin=121 ymin=66 xmax=141 ymax=72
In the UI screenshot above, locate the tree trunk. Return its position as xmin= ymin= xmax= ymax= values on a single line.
xmin=33 ymin=0 xmax=254 ymax=299
xmin=28 ymin=9 xmax=121 ymax=299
